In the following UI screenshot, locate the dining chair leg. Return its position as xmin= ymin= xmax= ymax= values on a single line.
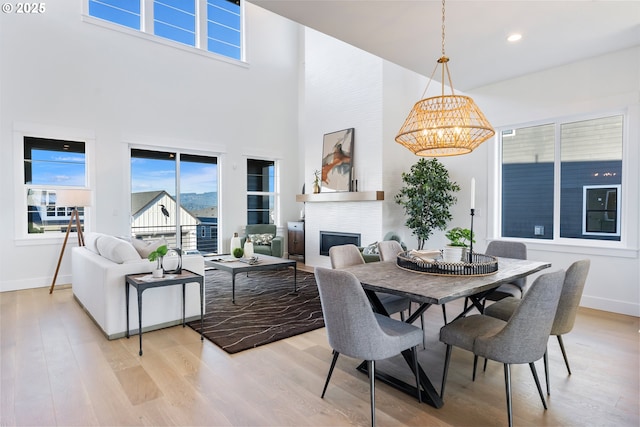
xmin=483 ymin=357 xmax=488 ymax=372
xmin=321 ymin=351 xmax=340 ymax=398
xmin=529 ymin=362 xmax=547 ymax=410
xmin=504 ymin=364 xmax=513 ymax=427
xmin=472 ymin=355 xmax=478 ymax=381
xmin=557 ymin=335 xmax=572 ymax=375
xmin=543 ymin=349 xmax=550 ymax=395
xmin=441 ymin=345 xmax=452 ymax=398
xmin=368 ymin=359 xmax=376 ymax=427
xmin=441 ymin=305 xmax=447 ymax=324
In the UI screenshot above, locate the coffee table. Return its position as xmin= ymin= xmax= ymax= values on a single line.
xmin=204 ymin=254 xmax=297 ymax=303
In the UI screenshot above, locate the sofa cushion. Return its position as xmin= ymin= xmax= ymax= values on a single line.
xmin=84 ymin=232 xmax=106 ymax=254
xmin=130 ymin=238 xmax=167 ymax=258
xmin=249 ymin=233 xmax=273 ymax=246
xmin=97 ymin=235 xmax=141 ymax=264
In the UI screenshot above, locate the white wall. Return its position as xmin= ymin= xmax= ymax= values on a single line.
xmin=300 ymin=27 xmax=640 ymax=316
xmin=301 ymin=29 xmax=385 ymax=268
xmin=0 ymin=3 xmax=301 ymax=291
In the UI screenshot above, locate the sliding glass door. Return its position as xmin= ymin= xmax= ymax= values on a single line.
xmin=131 ymin=149 xmax=218 ymax=252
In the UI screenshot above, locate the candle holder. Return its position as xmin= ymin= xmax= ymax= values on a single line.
xmin=468 ymin=208 xmax=475 ymax=263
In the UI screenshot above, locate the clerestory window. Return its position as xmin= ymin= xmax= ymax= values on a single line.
xmin=87 ymin=0 xmax=242 ymax=61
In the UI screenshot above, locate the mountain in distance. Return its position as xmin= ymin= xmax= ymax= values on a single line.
xmin=180 ymin=192 xmax=217 ymax=212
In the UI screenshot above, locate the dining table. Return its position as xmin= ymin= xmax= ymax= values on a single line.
xmin=340 ymin=256 xmax=552 ymax=409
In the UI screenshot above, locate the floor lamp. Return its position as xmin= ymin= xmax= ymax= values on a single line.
xmin=49 ymin=189 xmax=92 ymax=294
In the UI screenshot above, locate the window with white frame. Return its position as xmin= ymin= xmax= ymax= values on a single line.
xmin=247 ymin=158 xmax=277 ymax=225
xmin=500 ymin=114 xmax=623 ymax=242
xmin=23 ymin=137 xmax=88 ymax=235
xmin=87 ymin=0 xmax=242 ymax=60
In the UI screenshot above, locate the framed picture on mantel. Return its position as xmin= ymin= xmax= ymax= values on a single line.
xmin=321 ymin=128 xmax=353 ymax=192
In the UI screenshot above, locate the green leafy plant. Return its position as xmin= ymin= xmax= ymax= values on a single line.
xmin=148 ymin=245 xmax=168 ymax=269
xmin=445 ymin=227 xmax=475 ymax=247
xmin=395 ymin=158 xmax=460 ymax=250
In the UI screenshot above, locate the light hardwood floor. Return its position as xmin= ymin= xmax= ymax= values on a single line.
xmin=1 ymin=277 xmax=638 ymax=426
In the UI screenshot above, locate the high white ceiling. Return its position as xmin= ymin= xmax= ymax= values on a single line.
xmin=248 ymin=0 xmax=640 ymax=91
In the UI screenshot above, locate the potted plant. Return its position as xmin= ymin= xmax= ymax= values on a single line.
xmin=148 ymin=244 xmax=168 ymax=278
xmin=443 ymin=227 xmax=475 ymax=262
xmin=445 ymin=227 xmax=475 ymax=247
xmin=395 ymin=158 xmax=460 ymax=250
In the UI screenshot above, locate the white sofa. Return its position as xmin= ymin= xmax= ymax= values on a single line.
xmin=72 ymin=232 xmax=205 ymax=339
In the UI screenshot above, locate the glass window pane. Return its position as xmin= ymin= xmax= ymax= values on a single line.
xmin=247 ymin=158 xmax=275 ymax=225
xmin=207 ymin=0 xmax=241 ymax=58
xmin=154 ymin=0 xmax=196 ymax=46
xmin=501 ymin=124 xmax=555 ymax=239
xmin=560 ymin=115 xmax=623 ymax=240
xmin=89 ymin=0 xmax=141 ymax=30
xmin=24 ymin=137 xmax=86 ymax=186
xmin=180 ymin=154 xmax=218 ymax=253
xmin=131 ymin=149 xmax=177 ymax=244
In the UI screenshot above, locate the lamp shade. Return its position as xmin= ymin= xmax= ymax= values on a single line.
xmin=56 ymin=189 xmax=92 ymax=207
xmin=395 ymin=95 xmax=495 ymax=157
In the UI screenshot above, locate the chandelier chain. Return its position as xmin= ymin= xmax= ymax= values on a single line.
xmin=441 ymin=0 xmax=446 ymax=56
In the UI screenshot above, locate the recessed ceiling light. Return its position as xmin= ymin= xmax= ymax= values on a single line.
xmin=507 ymin=33 xmax=522 ymax=43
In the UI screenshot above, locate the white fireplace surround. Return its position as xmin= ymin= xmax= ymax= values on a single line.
xmin=305 ymin=201 xmax=383 ymax=268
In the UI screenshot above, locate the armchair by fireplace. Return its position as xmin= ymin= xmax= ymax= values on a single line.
xmin=241 ymin=224 xmax=284 ymax=258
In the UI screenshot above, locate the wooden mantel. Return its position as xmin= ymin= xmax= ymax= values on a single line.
xmin=296 ymin=191 xmax=384 ymax=203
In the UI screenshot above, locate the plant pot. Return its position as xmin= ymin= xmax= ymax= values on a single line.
xmin=442 ymin=246 xmax=465 ymax=263
xmin=152 ymin=269 xmax=163 ymax=278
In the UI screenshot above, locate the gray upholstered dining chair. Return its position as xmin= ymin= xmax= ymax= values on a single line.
xmin=463 ymin=240 xmax=528 ymax=313
xmin=329 ymin=244 xmax=411 ymax=320
xmin=377 ymin=240 xmax=429 ymax=346
xmin=314 ymin=267 xmax=423 ymax=427
xmin=484 ymin=240 xmax=528 ymax=300
xmin=439 ymin=269 xmax=565 ymax=427
xmin=484 ymin=259 xmax=590 ymax=394
xmin=376 ymin=239 xmax=404 ymax=262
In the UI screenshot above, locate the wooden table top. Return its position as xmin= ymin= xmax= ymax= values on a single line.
xmin=340 ymin=257 xmax=552 ymax=305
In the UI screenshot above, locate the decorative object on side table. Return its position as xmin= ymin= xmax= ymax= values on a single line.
xmin=162 ymin=247 xmax=182 ymax=274
xmin=148 ymin=244 xmax=168 ymax=278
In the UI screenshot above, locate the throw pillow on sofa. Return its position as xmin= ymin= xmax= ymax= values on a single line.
xmin=97 ymin=235 xmax=142 ymax=264
xmin=84 ymin=232 xmax=107 ymax=254
xmin=131 ymin=237 xmax=168 ymax=258
xmin=249 ymin=233 xmax=273 ymax=246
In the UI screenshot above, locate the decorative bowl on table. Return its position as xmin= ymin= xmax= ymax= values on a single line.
xmin=396 ymin=251 xmax=498 ymax=276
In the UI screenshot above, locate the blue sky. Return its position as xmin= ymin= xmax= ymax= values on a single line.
xmin=130 ymin=157 xmax=218 ymax=195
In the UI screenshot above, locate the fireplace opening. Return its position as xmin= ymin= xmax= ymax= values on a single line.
xmin=320 ymin=231 xmax=361 ymax=256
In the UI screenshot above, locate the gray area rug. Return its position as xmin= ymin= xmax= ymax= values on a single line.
xmin=187 ymin=267 xmax=324 ymax=354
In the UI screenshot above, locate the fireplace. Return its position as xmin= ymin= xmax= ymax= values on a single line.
xmin=320 ymin=231 xmax=361 ymax=256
